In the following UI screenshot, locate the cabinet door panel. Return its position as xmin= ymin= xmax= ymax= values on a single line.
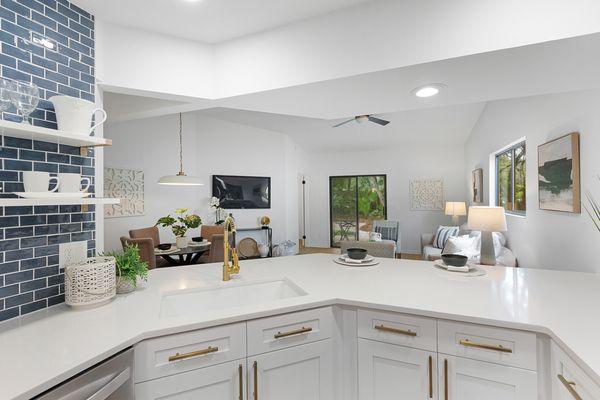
xmin=438 ymin=355 xmax=537 ymax=400
xmin=135 ymin=360 xmax=245 ymax=400
xmin=248 ymin=339 xmax=333 ymax=400
xmin=551 ymin=341 xmax=600 ymax=400
xmin=358 ymin=338 xmax=437 ymax=400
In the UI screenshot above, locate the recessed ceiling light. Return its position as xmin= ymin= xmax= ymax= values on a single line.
xmin=413 ymin=84 xmax=444 ymax=98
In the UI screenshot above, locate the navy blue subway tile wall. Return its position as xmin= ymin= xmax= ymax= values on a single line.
xmin=0 ymin=0 xmax=95 ymax=322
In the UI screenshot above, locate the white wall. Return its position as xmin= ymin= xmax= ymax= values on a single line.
xmin=103 ymin=113 xmax=303 ymax=252
xmin=96 ymin=21 xmax=214 ymax=99
xmin=304 ymin=145 xmax=467 ymax=253
xmin=465 ymin=89 xmax=600 ymax=272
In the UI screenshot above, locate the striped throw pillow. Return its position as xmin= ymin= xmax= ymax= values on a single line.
xmin=433 ymin=226 xmax=459 ymax=249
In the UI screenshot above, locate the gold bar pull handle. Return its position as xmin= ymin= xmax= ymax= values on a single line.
xmin=444 ymin=358 xmax=449 ymax=400
xmin=374 ymin=324 xmax=417 ymax=337
xmin=558 ymin=374 xmax=583 ymax=400
xmin=238 ymin=364 xmax=243 ymax=400
xmin=428 ymin=355 xmax=433 ymax=399
xmin=168 ymin=346 xmax=219 ymax=362
xmin=459 ymin=339 xmax=513 ymax=353
xmin=274 ymin=326 xmax=313 ymax=339
xmin=253 ymin=361 xmax=258 ymax=400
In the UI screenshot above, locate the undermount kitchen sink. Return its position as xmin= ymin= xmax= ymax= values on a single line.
xmin=159 ymin=278 xmax=307 ymax=318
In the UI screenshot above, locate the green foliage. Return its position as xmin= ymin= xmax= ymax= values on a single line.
xmin=104 ymin=244 xmax=148 ymax=286
xmin=156 ymin=208 xmax=202 ymax=237
xmin=584 ymin=175 xmax=600 ymax=233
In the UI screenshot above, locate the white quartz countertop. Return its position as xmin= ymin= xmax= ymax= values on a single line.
xmin=2 ymin=254 xmax=600 ymax=400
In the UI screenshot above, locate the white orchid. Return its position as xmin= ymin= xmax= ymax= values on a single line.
xmin=209 ymin=196 xmax=221 ymax=210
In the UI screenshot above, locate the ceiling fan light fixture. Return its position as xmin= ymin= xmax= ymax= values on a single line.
xmin=355 ymin=115 xmax=369 ymax=124
xmin=413 ymin=84 xmax=444 ymax=98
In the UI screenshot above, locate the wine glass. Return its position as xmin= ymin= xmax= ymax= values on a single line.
xmin=0 ymin=78 xmax=15 ymax=113
xmin=10 ymin=81 xmax=39 ymax=124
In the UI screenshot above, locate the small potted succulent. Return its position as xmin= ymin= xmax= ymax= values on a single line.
xmin=156 ymin=208 xmax=202 ymax=248
xmin=104 ymin=244 xmax=149 ymax=294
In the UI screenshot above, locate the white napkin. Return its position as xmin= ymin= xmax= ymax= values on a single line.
xmin=341 ymin=256 xmax=365 ymax=264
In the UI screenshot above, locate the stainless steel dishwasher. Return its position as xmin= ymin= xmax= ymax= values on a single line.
xmin=35 ymin=348 xmax=134 ymax=400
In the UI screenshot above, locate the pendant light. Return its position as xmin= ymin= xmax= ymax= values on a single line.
xmin=158 ymin=113 xmax=203 ymax=186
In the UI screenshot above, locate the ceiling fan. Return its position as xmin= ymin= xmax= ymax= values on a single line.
xmin=332 ymin=114 xmax=390 ymax=128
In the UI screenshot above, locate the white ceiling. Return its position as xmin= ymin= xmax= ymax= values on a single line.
xmin=197 ymin=103 xmax=486 ymax=153
xmin=72 ymin=0 xmax=373 ymax=43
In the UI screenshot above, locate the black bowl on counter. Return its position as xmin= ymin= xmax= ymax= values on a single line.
xmin=346 ymin=248 xmax=368 ymax=260
xmin=441 ymin=253 xmax=468 ymax=267
xmin=191 ymin=236 xmax=204 ymax=243
xmin=157 ymin=243 xmax=172 ymax=250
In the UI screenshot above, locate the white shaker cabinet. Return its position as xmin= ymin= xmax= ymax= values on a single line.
xmin=438 ymin=355 xmax=537 ymax=400
xmin=247 ymin=339 xmax=334 ymax=400
xmin=551 ymin=341 xmax=600 ymax=400
xmin=135 ymin=359 xmax=246 ymax=400
xmin=358 ymin=338 xmax=437 ymax=400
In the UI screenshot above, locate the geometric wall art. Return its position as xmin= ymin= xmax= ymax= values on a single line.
xmin=538 ymin=132 xmax=581 ymax=213
xmin=410 ymin=178 xmax=444 ymax=210
xmin=104 ymin=167 xmax=145 ymax=218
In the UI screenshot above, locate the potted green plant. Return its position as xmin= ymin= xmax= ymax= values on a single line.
xmin=156 ymin=208 xmax=202 ymax=248
xmin=104 ymin=244 xmax=149 ymax=294
xmin=585 ymin=175 xmax=600 ymax=233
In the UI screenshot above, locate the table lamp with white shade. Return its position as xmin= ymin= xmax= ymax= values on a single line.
xmin=445 ymin=202 xmax=467 ymax=224
xmin=467 ymin=206 xmax=507 ymax=265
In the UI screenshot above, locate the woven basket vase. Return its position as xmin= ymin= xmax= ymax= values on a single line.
xmin=65 ymin=256 xmax=116 ymax=308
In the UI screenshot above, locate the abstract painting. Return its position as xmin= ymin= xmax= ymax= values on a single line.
xmin=538 ymin=132 xmax=580 ymax=213
xmin=472 ymin=168 xmax=483 ymax=203
xmin=104 ymin=167 xmax=145 ymax=218
xmin=410 ymin=178 xmax=444 ymax=210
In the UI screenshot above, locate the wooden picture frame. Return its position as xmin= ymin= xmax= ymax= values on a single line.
xmin=472 ymin=168 xmax=483 ymax=203
xmin=537 ymin=132 xmax=580 ymax=213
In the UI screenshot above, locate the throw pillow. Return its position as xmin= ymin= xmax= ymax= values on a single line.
xmin=433 ymin=226 xmax=459 ymax=249
xmin=443 ymin=235 xmax=479 ymax=260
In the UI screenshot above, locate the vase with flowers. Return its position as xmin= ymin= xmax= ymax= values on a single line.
xmin=156 ymin=208 xmax=202 ymax=248
xmin=210 ymin=197 xmax=226 ymax=225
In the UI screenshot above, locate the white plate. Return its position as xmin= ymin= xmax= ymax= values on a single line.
xmin=14 ymin=192 xmax=91 ymax=199
xmin=155 ymin=246 xmax=179 ymax=255
xmin=334 ymin=255 xmax=380 ymax=267
xmin=189 ymin=241 xmax=211 ymax=247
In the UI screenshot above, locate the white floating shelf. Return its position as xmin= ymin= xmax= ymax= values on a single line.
xmin=0 ymin=119 xmax=111 ymax=148
xmin=0 ymin=198 xmax=120 ymax=207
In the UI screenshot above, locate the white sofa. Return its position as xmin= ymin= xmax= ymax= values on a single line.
xmin=421 ymin=225 xmax=517 ymax=267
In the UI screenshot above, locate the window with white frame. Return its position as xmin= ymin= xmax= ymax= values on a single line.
xmin=495 ymin=141 xmax=526 ymax=214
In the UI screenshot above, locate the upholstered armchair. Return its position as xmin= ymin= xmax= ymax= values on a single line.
xmin=120 ymin=236 xmax=158 ymax=270
xmin=129 ymin=226 xmax=160 ymax=246
xmin=200 ymin=233 xmax=225 ymax=263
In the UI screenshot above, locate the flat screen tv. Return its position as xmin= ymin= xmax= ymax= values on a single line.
xmin=212 ymin=175 xmax=271 ymax=209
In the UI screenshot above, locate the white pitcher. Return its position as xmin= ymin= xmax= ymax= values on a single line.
xmin=50 ymin=95 xmax=107 ymax=136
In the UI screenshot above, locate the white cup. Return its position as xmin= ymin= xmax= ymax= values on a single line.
xmin=49 ymin=95 xmax=107 ymax=136
xmin=58 ymin=173 xmax=90 ymax=193
xmin=23 ymin=171 xmax=59 ymax=193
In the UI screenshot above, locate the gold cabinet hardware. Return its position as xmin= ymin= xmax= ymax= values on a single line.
xmin=558 ymin=374 xmax=583 ymax=400
xmin=253 ymin=361 xmax=258 ymax=400
xmin=428 ymin=355 xmax=433 ymax=399
xmin=458 ymin=339 xmax=512 ymax=353
xmin=274 ymin=326 xmax=313 ymax=339
xmin=374 ymin=324 xmax=417 ymax=337
xmin=444 ymin=358 xmax=449 ymax=400
xmin=168 ymin=346 xmax=218 ymax=362
xmin=238 ymin=364 xmax=243 ymax=400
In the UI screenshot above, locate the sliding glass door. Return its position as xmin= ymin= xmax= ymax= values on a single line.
xmin=329 ymin=175 xmax=387 ymax=247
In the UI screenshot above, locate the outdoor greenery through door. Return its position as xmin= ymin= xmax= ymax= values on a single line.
xmin=330 ymin=175 xmax=387 ymax=247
